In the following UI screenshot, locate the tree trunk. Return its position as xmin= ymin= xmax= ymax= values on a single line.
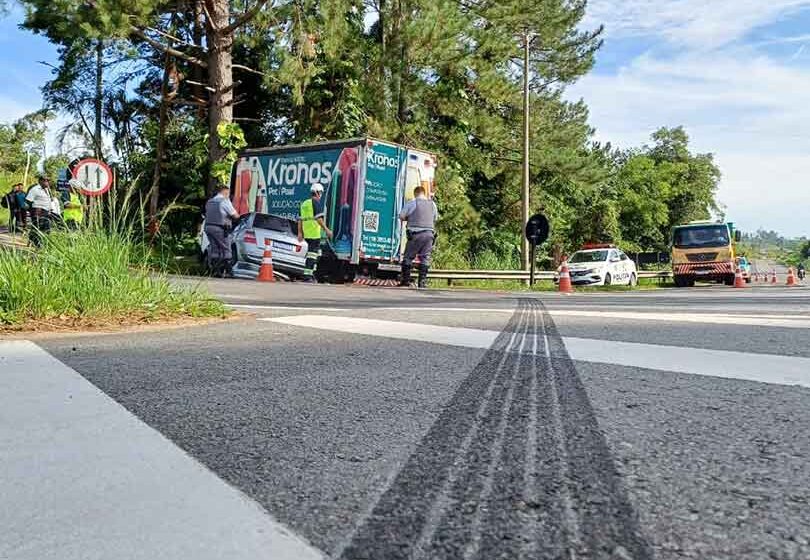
xmin=149 ymin=51 xmax=173 ymax=237
xmin=205 ymin=0 xmax=234 ymax=195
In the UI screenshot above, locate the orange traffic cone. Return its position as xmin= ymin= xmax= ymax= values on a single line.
xmin=734 ymin=266 xmax=746 ymax=288
xmin=257 ymin=239 xmax=275 ymax=282
xmin=558 ymin=261 xmax=573 ymax=294
xmin=786 ymin=268 xmax=796 ymax=286
xmin=771 ymin=271 xmax=777 ymax=284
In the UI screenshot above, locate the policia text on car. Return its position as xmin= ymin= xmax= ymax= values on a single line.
xmin=205 ymin=185 xmax=241 ymax=278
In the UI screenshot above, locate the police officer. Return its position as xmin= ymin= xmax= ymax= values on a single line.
xmin=204 ymin=184 xmax=240 ymax=278
xmin=399 ymin=185 xmax=438 ymax=289
xmin=297 ymin=183 xmax=332 ymax=282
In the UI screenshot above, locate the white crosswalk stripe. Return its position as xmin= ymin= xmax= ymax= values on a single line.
xmin=0 ymin=340 xmax=324 ymax=560
xmin=265 ymin=315 xmax=810 ymax=389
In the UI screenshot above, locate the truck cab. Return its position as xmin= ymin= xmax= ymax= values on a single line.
xmin=671 ymin=221 xmax=741 ymax=287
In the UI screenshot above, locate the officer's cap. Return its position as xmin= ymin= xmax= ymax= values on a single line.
xmin=310 ymin=183 xmax=324 ymax=193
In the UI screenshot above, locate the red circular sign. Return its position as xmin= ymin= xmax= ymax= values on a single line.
xmin=71 ymin=158 xmax=113 ymax=197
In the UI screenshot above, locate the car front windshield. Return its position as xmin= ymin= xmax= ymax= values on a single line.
xmin=569 ymin=250 xmax=608 ymax=264
xmin=673 ymin=225 xmax=730 ymax=249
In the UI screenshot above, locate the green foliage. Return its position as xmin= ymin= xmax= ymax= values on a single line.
xmin=0 ymin=111 xmax=52 ymax=178
xmin=211 ymin=122 xmax=247 ymax=187
xmin=0 ymin=230 xmax=224 ymax=326
xmin=15 ymin=1 xmax=726 ymax=270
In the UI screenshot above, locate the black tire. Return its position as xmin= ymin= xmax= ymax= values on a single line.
xmin=604 ymin=272 xmax=612 ymax=286
xmin=724 ymin=274 xmax=735 ymax=286
xmin=674 ymin=275 xmax=689 ymax=288
xmin=231 ymin=244 xmax=239 ymax=267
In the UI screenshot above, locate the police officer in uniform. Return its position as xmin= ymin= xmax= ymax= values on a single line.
xmin=399 ymin=185 xmax=438 ymax=289
xmin=204 ymin=184 xmax=240 ymax=278
xmin=297 ymin=183 xmax=332 ymax=282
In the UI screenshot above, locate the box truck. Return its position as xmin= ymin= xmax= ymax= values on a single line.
xmin=230 ymin=137 xmax=438 ymax=282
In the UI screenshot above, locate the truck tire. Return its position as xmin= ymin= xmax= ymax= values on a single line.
xmin=674 ymin=275 xmax=688 ymax=288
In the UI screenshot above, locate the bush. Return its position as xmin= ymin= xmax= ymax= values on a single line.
xmin=0 ymin=229 xmax=224 ymax=326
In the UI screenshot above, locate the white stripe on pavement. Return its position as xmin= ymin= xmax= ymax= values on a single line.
xmin=268 ymin=314 xmax=498 ymax=349
xmin=547 ymin=309 xmax=810 ymax=329
xmin=242 ymin=304 xmax=810 ymax=329
xmin=265 ymin=315 xmax=810 ymax=388
xmin=0 ymin=340 xmax=324 ymax=560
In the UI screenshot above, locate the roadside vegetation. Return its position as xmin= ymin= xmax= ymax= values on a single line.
xmin=0 ymin=2 xmax=726 ymax=274
xmin=0 ymin=187 xmax=225 ymax=330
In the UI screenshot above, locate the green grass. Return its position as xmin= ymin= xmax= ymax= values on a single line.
xmin=0 ymin=224 xmax=225 ymax=328
xmin=431 ymin=276 xmax=671 ymax=292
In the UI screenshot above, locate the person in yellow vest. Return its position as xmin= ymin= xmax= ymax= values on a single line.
xmin=63 ymin=184 xmax=84 ymax=230
xmin=297 ymin=183 xmax=332 ymax=282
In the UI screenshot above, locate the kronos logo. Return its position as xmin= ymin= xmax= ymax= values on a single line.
xmin=367 ymin=149 xmax=399 ymax=169
xmin=266 ymin=158 xmax=334 ymax=186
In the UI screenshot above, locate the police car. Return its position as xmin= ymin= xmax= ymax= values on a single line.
xmin=554 ymin=244 xmax=638 ymax=286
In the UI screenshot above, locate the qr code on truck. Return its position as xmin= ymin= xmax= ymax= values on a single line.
xmin=363 ymin=211 xmax=380 ymax=233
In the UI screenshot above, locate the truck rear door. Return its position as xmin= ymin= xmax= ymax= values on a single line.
xmin=358 ymin=139 xmax=408 ymax=263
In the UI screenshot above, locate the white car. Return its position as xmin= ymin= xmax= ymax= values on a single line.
xmin=554 ymin=245 xmax=638 ymax=286
xmin=199 ymin=212 xmax=309 ymax=279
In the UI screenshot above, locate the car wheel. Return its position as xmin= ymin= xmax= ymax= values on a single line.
xmin=231 ymin=244 xmax=239 ymax=267
xmin=629 ymin=273 xmax=637 ymax=287
xmin=604 ymin=272 xmax=612 ymax=286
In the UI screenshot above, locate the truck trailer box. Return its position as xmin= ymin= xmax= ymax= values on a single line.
xmin=230 ymin=138 xmax=437 ymax=278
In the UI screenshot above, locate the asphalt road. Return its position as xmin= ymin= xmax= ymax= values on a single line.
xmin=4 ymin=279 xmax=810 ymax=559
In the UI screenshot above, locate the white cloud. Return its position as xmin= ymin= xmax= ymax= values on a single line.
xmin=585 ymin=0 xmax=810 ymax=48
xmin=571 ymin=1 xmax=810 ymax=237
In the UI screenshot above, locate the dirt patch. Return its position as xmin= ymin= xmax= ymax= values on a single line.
xmin=0 ymin=311 xmax=252 ymax=340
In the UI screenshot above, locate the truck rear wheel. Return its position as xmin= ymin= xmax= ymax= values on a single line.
xmin=674 ymin=275 xmax=689 ymax=288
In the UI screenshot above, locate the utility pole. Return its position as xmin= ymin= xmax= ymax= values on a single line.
xmin=94 ymin=39 xmax=103 ymax=159
xmin=521 ymin=31 xmax=531 ymax=271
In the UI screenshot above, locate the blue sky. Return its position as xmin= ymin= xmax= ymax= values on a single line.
xmin=570 ymin=0 xmax=810 ymax=238
xmin=1 ymin=2 xmax=809 ymax=237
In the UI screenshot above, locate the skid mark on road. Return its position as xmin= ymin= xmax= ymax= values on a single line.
xmin=336 ymin=300 xmax=652 ymax=560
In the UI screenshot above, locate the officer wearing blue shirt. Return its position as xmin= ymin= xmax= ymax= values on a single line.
xmin=399 ymin=186 xmax=438 ymax=288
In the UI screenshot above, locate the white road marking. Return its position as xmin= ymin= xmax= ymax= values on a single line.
xmin=548 ymin=309 xmax=810 ymax=329
xmin=243 ymin=304 xmax=810 ymax=329
xmin=267 ymin=315 xmax=498 ymax=349
xmin=228 ymin=303 xmax=353 ymax=312
xmin=265 ymin=316 xmax=810 ymax=388
xmin=0 ymin=341 xmax=324 ymax=560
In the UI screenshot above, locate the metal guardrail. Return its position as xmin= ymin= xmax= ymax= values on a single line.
xmin=426 ymin=269 xmax=673 ymax=283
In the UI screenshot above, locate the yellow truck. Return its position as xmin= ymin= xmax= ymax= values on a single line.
xmin=671 ymin=221 xmax=742 ymax=287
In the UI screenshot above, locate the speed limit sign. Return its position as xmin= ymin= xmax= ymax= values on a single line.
xmin=71 ymin=158 xmax=113 ymax=197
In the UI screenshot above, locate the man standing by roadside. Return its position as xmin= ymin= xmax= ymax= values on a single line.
xmin=25 ymin=176 xmax=55 ymax=247
xmin=399 ymin=185 xmax=438 ymax=289
xmin=13 ymin=183 xmax=27 ymax=231
xmin=63 ymin=183 xmax=84 ymax=230
xmin=2 ymin=184 xmax=21 ymax=233
xmin=297 ymin=183 xmax=333 ymax=282
xmin=204 ymin=184 xmax=240 ymax=278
